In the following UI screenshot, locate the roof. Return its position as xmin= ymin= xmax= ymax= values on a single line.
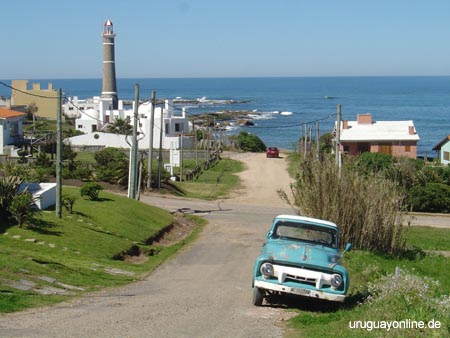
xmin=274 ymin=215 xmax=338 ymax=228
xmin=0 ymin=108 xmax=26 ymax=119
xmin=339 ymin=120 xmax=420 ymax=142
xmin=432 ymin=135 xmax=450 ymax=150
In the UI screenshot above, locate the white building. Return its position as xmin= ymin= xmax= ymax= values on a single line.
xmin=64 ymin=98 xmax=193 ymax=150
xmin=0 ymin=108 xmax=27 ymax=155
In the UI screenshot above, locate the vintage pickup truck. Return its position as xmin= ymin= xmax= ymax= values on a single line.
xmin=252 ymin=215 xmax=352 ymax=306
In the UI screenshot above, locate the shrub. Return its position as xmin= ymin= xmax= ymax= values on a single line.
xmin=34 ymin=151 xmax=52 ymax=168
xmin=94 ymin=148 xmax=128 ymax=184
xmin=286 ymin=155 xmax=406 ymax=254
xmin=236 ymin=131 xmax=266 ymax=152
xmin=62 ymin=195 xmax=77 ymax=214
xmin=366 ymin=269 xmax=449 ymax=329
xmin=80 ymin=182 xmax=103 ymax=201
xmin=0 ymin=176 xmax=22 ymax=218
xmin=9 ymin=192 xmax=39 ymax=228
xmin=355 ymin=152 xmax=394 ymax=173
xmin=408 ymin=183 xmax=450 ymax=213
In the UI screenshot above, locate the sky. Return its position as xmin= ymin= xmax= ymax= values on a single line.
xmin=1 ymin=0 xmax=450 ymax=79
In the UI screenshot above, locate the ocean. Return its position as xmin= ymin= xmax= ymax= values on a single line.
xmin=2 ymin=76 xmax=450 ymax=157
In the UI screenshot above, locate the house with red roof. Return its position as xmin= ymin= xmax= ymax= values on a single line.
xmin=0 ymin=107 xmax=27 ymax=155
xmin=337 ymin=113 xmax=420 ymax=159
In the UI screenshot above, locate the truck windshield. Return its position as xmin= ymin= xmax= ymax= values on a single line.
xmin=273 ymin=221 xmax=337 ymax=248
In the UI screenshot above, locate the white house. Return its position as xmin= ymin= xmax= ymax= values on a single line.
xmin=18 ymin=183 xmax=56 ymax=210
xmin=337 ymin=113 xmax=420 ymax=159
xmin=64 ymin=99 xmax=193 ymax=150
xmin=0 ymin=107 xmax=27 ymax=155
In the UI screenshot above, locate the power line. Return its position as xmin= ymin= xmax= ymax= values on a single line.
xmin=164 ymin=100 xmax=337 ymax=130
xmin=1 ymin=80 xmax=337 ymax=132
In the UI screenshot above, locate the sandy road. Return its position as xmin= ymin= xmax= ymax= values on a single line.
xmin=0 ymin=152 xmax=296 ymax=338
xmin=1 ymin=151 xmax=447 ymax=338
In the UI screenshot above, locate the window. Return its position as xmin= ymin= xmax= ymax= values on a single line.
xmin=444 ymin=151 xmax=450 ymax=161
xmin=405 ymin=145 xmax=411 ymax=152
xmin=165 ymin=123 xmax=169 ymax=135
xmin=175 ymin=123 xmax=183 ymax=132
xmin=77 ymin=125 xmax=83 ymax=129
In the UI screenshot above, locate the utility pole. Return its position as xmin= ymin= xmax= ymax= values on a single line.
xmin=335 ymin=104 xmax=342 ymax=173
xmin=56 ymin=88 xmax=62 ymax=219
xmin=128 ymin=84 xmax=139 ymax=199
xmin=193 ymin=122 xmax=198 ymax=166
xmin=147 ymin=91 xmax=156 ymax=190
xmin=316 ymin=120 xmax=320 ymax=160
xmin=157 ymin=100 xmax=164 ymax=189
xmin=180 ymin=127 xmax=183 ymax=182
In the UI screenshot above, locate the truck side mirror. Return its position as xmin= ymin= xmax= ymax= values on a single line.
xmin=345 ymin=243 xmax=352 ymax=252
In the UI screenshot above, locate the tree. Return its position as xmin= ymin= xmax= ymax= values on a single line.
xmin=94 ymin=148 xmax=129 ymax=185
xmin=236 ymin=132 xmax=266 ymax=152
xmin=25 ymin=103 xmax=39 ymax=129
xmin=106 ymin=117 xmax=133 ymax=135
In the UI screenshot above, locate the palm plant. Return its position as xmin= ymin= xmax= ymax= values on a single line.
xmin=0 ymin=176 xmax=23 ymax=217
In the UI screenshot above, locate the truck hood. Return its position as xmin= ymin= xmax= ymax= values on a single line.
xmin=262 ymin=240 xmax=339 ymax=270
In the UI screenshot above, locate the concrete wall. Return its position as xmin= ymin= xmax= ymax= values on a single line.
xmin=11 ymin=80 xmax=59 ymax=119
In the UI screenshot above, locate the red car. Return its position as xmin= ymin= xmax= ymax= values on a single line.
xmin=266 ymin=147 xmax=279 ymax=158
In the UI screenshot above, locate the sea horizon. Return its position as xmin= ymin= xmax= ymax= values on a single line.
xmin=1 ymin=76 xmax=450 ymax=157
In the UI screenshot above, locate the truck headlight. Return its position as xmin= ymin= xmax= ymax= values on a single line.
xmin=330 ymin=274 xmax=343 ymax=289
xmin=260 ymin=263 xmax=274 ymax=277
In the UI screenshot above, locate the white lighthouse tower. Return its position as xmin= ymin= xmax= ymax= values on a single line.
xmin=101 ymin=20 xmax=119 ymax=110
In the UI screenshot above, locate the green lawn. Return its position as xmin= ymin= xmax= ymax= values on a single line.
xmin=175 ymin=158 xmax=243 ymax=199
xmin=0 ymin=187 xmax=203 ymax=313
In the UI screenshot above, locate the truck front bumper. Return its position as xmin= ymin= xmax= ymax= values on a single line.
xmin=254 ymin=279 xmax=346 ymax=302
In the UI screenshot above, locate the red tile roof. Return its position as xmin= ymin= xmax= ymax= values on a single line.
xmin=0 ymin=108 xmax=27 ymax=119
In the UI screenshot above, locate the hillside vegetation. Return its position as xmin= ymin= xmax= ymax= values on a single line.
xmin=0 ymin=187 xmax=201 ymax=313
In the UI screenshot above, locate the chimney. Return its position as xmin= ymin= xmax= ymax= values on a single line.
xmin=342 ymin=120 xmax=349 ymax=129
xmin=409 ymin=126 xmax=415 ymax=135
xmin=357 ymin=113 xmax=372 ymax=124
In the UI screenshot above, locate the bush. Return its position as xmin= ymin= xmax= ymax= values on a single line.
xmin=9 ymin=192 xmax=39 ymax=228
xmin=236 ymin=131 xmax=266 ymax=152
xmin=80 ymin=182 xmax=103 ymax=201
xmin=94 ymin=148 xmax=128 ymax=185
xmin=409 ymin=183 xmax=450 ymax=213
xmin=62 ymin=195 xmax=77 ymax=214
xmin=286 ymin=155 xmax=406 ymax=254
xmin=355 ymin=152 xmax=394 ymax=173
xmin=0 ymin=176 xmax=22 ymax=218
xmin=366 ymin=269 xmax=449 ymax=330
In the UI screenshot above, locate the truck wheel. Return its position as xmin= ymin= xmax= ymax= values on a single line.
xmin=252 ymin=287 xmax=263 ymax=306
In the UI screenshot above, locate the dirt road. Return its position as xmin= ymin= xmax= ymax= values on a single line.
xmin=0 ymin=152 xmax=296 ymax=338
xmin=1 ymin=152 xmax=448 ymax=338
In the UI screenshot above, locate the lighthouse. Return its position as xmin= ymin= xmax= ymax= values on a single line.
xmin=101 ymin=20 xmax=118 ymax=109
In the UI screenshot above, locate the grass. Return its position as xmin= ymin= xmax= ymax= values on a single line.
xmin=0 ymin=187 xmax=204 ymax=313
xmin=175 ymin=158 xmax=243 ymax=199
xmin=286 ymin=226 xmax=450 ymax=338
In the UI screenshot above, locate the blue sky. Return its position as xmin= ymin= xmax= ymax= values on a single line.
xmin=1 ymin=0 xmax=450 ymax=79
